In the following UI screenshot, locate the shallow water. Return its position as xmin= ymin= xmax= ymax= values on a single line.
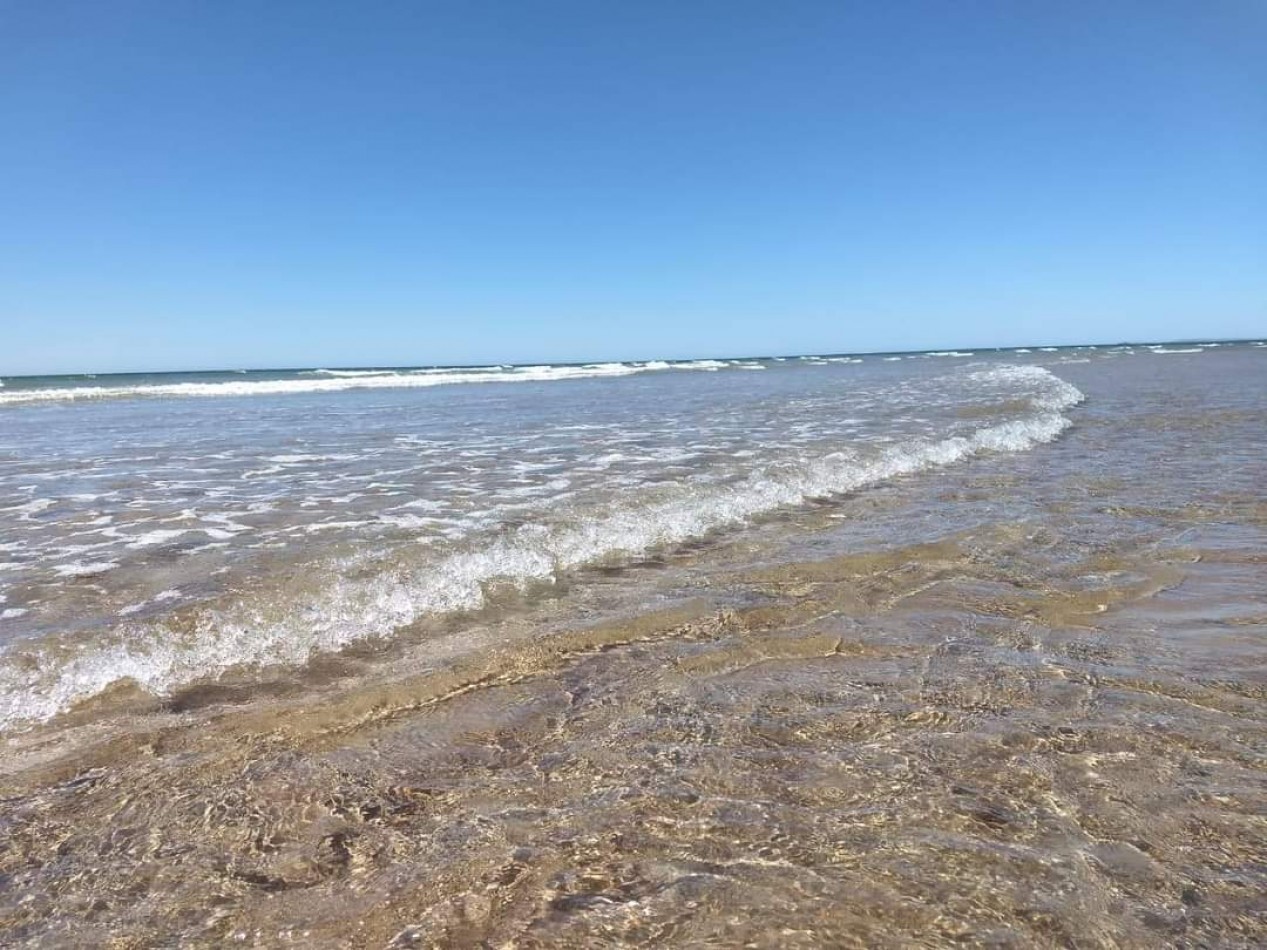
xmin=0 ymin=351 xmax=1083 ymax=725
xmin=0 ymin=342 xmax=1264 ymax=946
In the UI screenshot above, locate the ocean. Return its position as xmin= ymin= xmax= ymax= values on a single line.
xmin=1 ymin=341 xmax=1264 ymax=945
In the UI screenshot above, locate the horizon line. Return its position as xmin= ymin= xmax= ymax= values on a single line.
xmin=0 ymin=335 xmax=1260 ymax=381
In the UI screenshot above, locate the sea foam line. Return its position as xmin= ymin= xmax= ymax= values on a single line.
xmin=0 ymin=362 xmax=675 ymax=405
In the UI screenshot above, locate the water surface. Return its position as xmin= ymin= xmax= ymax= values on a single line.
xmin=0 ymin=341 xmax=1264 ymax=947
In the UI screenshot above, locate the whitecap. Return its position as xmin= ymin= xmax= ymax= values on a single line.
xmin=671 ymin=359 xmax=727 ymax=371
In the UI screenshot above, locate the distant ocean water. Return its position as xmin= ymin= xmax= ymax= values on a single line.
xmin=0 ymin=341 xmax=1258 ymax=728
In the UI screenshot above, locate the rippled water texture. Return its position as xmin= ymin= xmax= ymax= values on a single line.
xmin=0 ymin=342 xmax=1264 ymax=947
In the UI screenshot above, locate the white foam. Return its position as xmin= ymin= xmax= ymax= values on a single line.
xmin=266 ymin=453 xmax=357 ymax=464
xmin=124 ymin=529 xmax=190 ymax=549
xmin=52 ymin=560 xmax=119 ymax=578
xmin=1 ymin=608 xmax=27 ymax=620
xmin=962 ymin=364 xmax=1084 ymax=412
xmin=1148 ymin=347 xmax=1203 ymax=354
xmin=0 ymin=361 xmax=696 ymax=405
xmin=201 ymin=513 xmax=254 ymax=533
xmin=308 ymin=368 xmax=400 ymax=377
xmin=375 ymin=513 xmax=445 ymax=530
xmin=394 ymin=498 xmax=447 ymax=512
xmin=3 ymin=498 xmax=54 ymax=519
xmin=671 ymin=359 xmax=727 ymax=371
xmin=0 ymin=366 xmax=1086 ymax=729
xmin=302 ymin=520 xmax=375 ymax=533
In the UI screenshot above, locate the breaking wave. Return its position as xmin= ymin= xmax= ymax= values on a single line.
xmin=0 ymin=366 xmax=1085 ymax=728
xmin=0 ymin=361 xmax=682 ymax=405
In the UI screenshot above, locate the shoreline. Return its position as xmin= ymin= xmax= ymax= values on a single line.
xmin=3 ymin=508 xmax=1263 ymax=946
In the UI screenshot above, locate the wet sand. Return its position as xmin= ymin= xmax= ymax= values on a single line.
xmin=1 ymin=353 xmax=1265 ymax=947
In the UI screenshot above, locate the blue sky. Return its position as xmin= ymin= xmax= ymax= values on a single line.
xmin=2 ymin=1 xmax=1264 ymax=374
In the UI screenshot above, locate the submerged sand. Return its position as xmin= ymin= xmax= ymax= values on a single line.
xmin=2 ymin=512 xmax=1264 ymax=947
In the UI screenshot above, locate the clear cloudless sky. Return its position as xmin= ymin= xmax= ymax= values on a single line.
xmin=2 ymin=1 xmax=1264 ymax=374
